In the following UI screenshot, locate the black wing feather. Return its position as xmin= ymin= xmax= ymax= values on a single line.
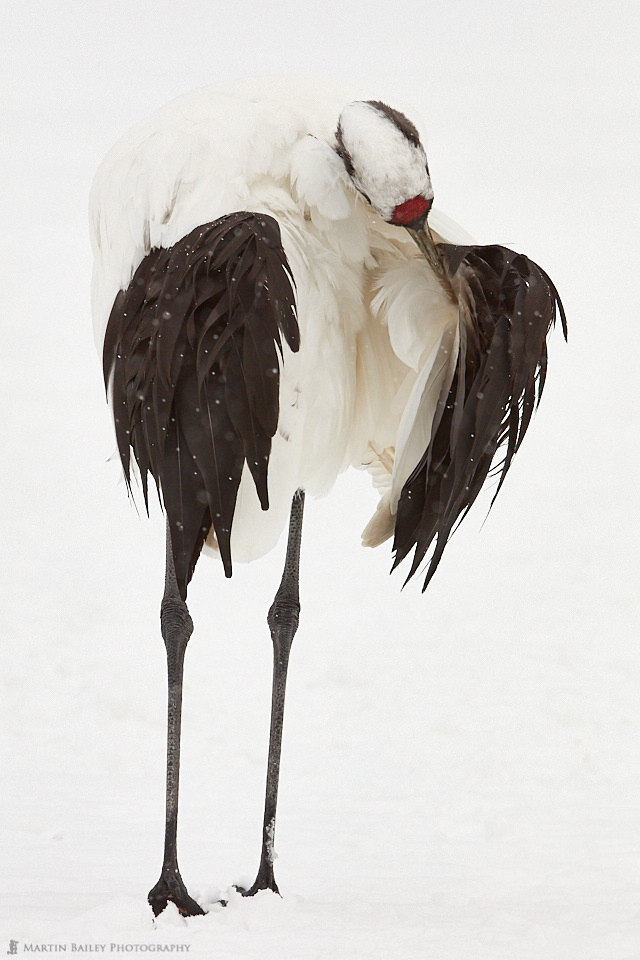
xmin=103 ymin=212 xmax=298 ymax=599
xmin=393 ymin=243 xmax=565 ymax=590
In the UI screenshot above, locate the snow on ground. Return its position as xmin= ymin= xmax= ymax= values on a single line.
xmin=2 ymin=1 xmax=639 ymax=957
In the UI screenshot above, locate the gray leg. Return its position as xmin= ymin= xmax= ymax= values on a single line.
xmin=240 ymin=489 xmax=305 ymax=896
xmin=148 ymin=521 xmax=205 ymax=917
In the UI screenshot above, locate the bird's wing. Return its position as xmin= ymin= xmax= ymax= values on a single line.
xmin=390 ymin=319 xmax=460 ymax=513
xmin=359 ymin=233 xmax=460 ymax=547
xmin=103 ymin=212 xmax=298 ymax=597
xmin=392 ymin=243 xmax=566 ymax=589
xmin=361 ymin=320 xmax=459 ymax=550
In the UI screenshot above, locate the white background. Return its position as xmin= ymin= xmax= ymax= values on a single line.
xmin=1 ymin=1 xmax=639 ymax=956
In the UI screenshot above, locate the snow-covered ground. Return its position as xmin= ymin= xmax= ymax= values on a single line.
xmin=2 ymin=1 xmax=639 ymax=957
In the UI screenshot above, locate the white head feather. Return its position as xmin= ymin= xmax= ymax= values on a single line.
xmin=336 ymin=101 xmax=433 ymax=222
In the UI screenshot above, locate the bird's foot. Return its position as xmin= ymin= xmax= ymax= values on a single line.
xmin=148 ymin=870 xmax=206 ymax=917
xmin=235 ymin=861 xmax=280 ymax=897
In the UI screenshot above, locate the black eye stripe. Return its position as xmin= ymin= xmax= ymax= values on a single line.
xmin=334 ymin=121 xmax=355 ymax=177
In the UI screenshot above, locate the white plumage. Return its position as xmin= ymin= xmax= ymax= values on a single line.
xmin=91 ymin=77 xmax=464 ymax=563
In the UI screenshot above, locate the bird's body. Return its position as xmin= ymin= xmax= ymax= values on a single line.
xmin=91 ymin=78 xmax=465 ymax=570
xmin=91 ymin=78 xmax=565 ymax=916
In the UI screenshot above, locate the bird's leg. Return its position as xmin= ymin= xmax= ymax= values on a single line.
xmin=148 ymin=521 xmax=205 ymax=918
xmin=239 ymin=489 xmax=305 ymax=897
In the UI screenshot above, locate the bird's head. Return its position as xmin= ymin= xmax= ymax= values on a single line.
xmin=336 ymin=100 xmax=433 ymax=228
xmin=336 ymin=100 xmax=454 ymax=298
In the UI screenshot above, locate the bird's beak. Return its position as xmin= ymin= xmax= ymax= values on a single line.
xmin=406 ymin=222 xmax=457 ymax=304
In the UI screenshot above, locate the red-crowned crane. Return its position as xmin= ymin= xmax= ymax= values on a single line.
xmin=91 ymin=77 xmax=566 ymax=918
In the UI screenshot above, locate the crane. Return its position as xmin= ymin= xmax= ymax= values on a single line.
xmin=91 ymin=77 xmax=566 ymax=917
